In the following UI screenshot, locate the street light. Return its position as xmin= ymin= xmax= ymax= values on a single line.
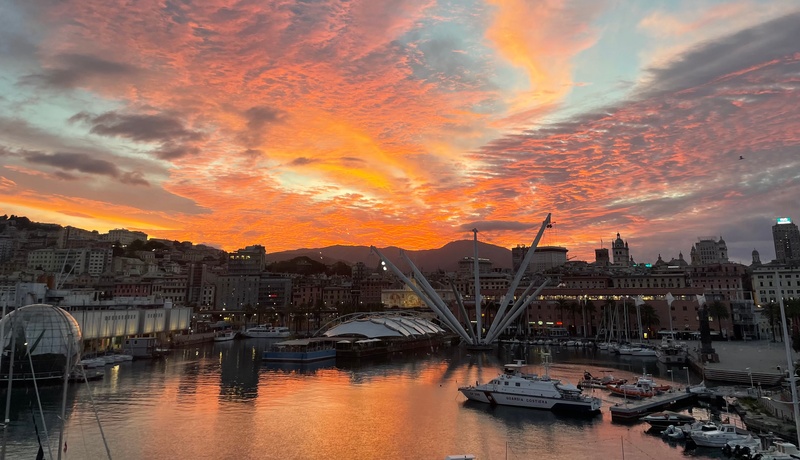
xmin=683 ymin=366 xmax=690 ymax=387
xmin=667 ymin=369 xmax=674 ymax=387
xmin=746 ymin=367 xmax=754 ymax=389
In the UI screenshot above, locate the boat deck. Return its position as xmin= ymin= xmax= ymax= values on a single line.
xmin=608 ymin=390 xmax=697 ymax=422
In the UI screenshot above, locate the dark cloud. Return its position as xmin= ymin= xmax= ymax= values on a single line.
xmin=24 ymin=151 xmax=120 ymax=176
xmin=153 ymin=144 xmax=201 ymax=161
xmin=71 ymin=110 xmax=203 ymax=143
xmin=20 ymin=150 xmax=149 ymax=186
xmin=290 ymin=157 xmax=319 ymax=166
xmin=458 ymin=221 xmax=537 ymax=232
xmin=21 ymin=53 xmax=136 ymax=88
xmin=640 ymin=12 xmax=800 ymax=97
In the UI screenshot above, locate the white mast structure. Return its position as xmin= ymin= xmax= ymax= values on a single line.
xmin=370 ymin=213 xmax=552 ymax=347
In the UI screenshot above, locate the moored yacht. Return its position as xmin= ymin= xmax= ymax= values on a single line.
xmin=458 ymin=354 xmax=602 ymax=413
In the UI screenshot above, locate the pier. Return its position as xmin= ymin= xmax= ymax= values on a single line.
xmin=609 ymin=391 xmax=697 ymax=422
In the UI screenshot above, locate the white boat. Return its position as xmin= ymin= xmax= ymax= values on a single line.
xmin=640 ymin=411 xmax=696 ymax=431
xmin=630 ymin=346 xmax=658 ymax=357
xmin=242 ymin=325 xmax=291 ymax=339
xmin=689 ymin=423 xmax=751 ymax=448
xmin=458 ymin=354 xmax=602 ymax=414
xmin=214 ymin=330 xmax=237 ymax=342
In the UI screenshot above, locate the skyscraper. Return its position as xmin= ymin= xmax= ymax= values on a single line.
xmin=773 ymin=217 xmax=800 ymax=263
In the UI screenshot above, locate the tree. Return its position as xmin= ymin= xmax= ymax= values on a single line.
xmin=786 ymin=298 xmax=800 ymax=335
xmin=584 ymin=300 xmax=597 ymax=337
xmin=707 ymin=300 xmax=730 ymax=333
xmin=763 ymin=302 xmax=780 ymax=342
xmin=639 ymin=303 xmax=660 ymax=338
xmin=555 ymin=298 xmax=569 ymax=323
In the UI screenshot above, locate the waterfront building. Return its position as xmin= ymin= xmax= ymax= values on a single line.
xmin=688 ymin=262 xmax=748 ymax=301
xmin=773 ymin=217 xmax=800 ymax=263
xmin=751 ymin=265 xmax=800 ymax=305
xmin=690 ymin=236 xmax=729 ymax=265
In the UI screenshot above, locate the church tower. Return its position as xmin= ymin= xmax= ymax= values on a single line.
xmin=612 ymin=233 xmax=630 ymax=267
xmin=751 ymin=249 xmax=761 ymax=266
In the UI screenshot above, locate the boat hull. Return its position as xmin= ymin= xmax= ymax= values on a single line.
xmin=262 ymin=348 xmax=336 ymax=363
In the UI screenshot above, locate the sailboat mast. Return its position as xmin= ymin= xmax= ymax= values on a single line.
xmin=473 ymin=229 xmax=481 ymax=343
xmin=775 ymin=270 xmax=800 ymax=446
xmin=57 ymin=332 xmax=72 ymax=460
xmin=3 ymin=322 xmax=14 ymax=425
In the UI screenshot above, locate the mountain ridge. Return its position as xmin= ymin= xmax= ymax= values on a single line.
xmin=265 ymin=240 xmax=513 ymax=272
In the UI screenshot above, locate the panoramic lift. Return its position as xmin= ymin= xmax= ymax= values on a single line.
xmin=370 ymin=213 xmax=552 ymax=348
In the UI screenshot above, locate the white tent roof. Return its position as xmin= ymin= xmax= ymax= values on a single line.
xmin=323 ymin=315 xmax=443 ymax=339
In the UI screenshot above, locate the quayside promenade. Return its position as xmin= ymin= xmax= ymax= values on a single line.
xmin=687 ymin=339 xmax=795 ymax=386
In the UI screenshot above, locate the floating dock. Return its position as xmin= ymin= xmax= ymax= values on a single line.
xmin=609 ymin=390 xmax=697 ymax=422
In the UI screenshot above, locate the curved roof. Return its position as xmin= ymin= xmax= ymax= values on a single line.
xmin=322 ymin=314 xmax=446 ymax=339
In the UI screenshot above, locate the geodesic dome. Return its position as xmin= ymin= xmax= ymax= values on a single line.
xmin=0 ymin=304 xmax=82 ymax=380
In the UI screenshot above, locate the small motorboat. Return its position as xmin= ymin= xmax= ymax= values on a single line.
xmin=640 ymin=411 xmax=696 ymax=431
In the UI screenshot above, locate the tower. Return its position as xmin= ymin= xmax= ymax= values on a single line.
xmin=751 ymin=249 xmax=761 ymax=266
xmin=612 ymin=233 xmax=630 ymax=267
xmin=773 ymin=217 xmax=800 ymax=263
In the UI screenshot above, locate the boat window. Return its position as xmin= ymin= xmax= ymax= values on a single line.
xmin=515 ymin=382 xmax=520 ymax=387
xmin=504 ymin=382 xmax=508 ymax=385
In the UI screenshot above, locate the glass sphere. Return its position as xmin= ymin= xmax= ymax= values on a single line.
xmin=0 ymin=304 xmax=82 ymax=381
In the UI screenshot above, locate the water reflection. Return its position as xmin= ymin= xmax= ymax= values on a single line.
xmin=1 ymin=340 xmax=723 ymax=459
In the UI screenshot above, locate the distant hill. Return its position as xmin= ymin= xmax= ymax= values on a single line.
xmin=265 ymin=241 xmax=513 ymax=272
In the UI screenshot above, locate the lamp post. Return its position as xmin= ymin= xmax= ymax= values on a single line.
xmin=746 ymin=367 xmax=754 ymax=389
xmin=667 ymin=369 xmax=674 ymax=387
xmin=683 ymin=366 xmax=690 ymax=387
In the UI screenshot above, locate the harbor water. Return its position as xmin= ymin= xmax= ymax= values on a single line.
xmin=2 ymin=340 xmax=729 ymax=459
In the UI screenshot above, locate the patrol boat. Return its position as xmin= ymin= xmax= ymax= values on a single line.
xmin=458 ymin=353 xmax=602 ymax=413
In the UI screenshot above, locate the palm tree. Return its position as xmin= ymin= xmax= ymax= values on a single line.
xmin=707 ymin=300 xmax=730 ymax=335
xmin=639 ymin=303 xmax=660 ymax=339
xmin=567 ymin=300 xmax=581 ymax=335
xmin=555 ymin=298 xmax=569 ymax=323
xmin=763 ymin=302 xmax=780 ymax=342
xmin=584 ymin=300 xmax=597 ymax=337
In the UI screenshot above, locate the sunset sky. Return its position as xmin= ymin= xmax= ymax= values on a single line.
xmin=1 ymin=0 xmax=799 ymax=264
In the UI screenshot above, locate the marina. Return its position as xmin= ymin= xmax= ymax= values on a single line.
xmin=0 ymin=339 xmax=751 ymax=460
xmin=6 ymin=339 xmax=788 ymax=460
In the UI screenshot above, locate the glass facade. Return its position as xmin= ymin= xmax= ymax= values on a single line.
xmin=0 ymin=304 xmax=82 ymax=381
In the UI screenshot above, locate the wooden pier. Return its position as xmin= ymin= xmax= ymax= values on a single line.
xmin=609 ymin=390 xmax=697 ymax=422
